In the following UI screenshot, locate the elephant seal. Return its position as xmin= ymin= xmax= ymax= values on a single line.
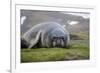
xmin=21 ymin=22 xmax=70 ymax=48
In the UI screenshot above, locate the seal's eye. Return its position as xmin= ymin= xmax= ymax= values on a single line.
xmin=53 ymin=37 xmax=56 ymax=39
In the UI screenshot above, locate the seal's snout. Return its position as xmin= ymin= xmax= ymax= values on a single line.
xmin=52 ymin=36 xmax=65 ymax=47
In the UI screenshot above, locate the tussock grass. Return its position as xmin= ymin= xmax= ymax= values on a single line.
xmin=21 ymin=40 xmax=89 ymax=63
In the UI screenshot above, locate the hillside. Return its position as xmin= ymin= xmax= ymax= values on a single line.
xmin=21 ymin=10 xmax=89 ymax=40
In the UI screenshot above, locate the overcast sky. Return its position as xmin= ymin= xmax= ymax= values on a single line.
xmin=60 ymin=12 xmax=90 ymax=19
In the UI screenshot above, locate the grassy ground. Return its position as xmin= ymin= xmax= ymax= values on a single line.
xmin=21 ymin=40 xmax=89 ymax=63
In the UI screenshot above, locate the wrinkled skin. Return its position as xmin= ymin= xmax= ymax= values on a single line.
xmin=21 ymin=22 xmax=70 ymax=48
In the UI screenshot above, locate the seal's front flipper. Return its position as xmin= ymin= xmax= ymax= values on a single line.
xmin=28 ymin=30 xmax=42 ymax=49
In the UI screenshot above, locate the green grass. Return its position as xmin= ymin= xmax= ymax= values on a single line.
xmin=21 ymin=40 xmax=89 ymax=63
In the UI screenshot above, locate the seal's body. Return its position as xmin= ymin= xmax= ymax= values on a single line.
xmin=21 ymin=22 xmax=70 ymax=48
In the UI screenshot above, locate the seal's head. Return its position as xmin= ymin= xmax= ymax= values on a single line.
xmin=50 ymin=28 xmax=67 ymax=48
